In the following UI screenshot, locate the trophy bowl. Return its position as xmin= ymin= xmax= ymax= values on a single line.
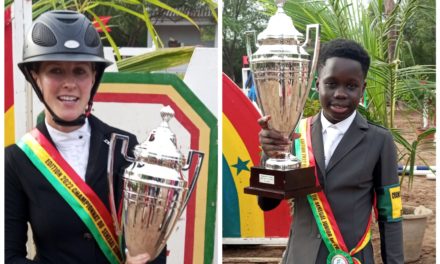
xmin=252 ymin=55 xmax=312 ymax=170
xmin=107 ymin=106 xmax=204 ymax=259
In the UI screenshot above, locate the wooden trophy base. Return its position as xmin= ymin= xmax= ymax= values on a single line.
xmin=244 ymin=166 xmax=321 ymax=199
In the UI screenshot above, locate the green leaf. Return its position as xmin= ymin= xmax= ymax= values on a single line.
xmin=201 ymin=0 xmax=218 ymax=22
xmin=5 ymin=0 xmax=14 ymax=8
xmin=416 ymin=127 xmax=436 ymax=142
xmin=86 ymin=9 xmax=122 ymax=61
xmin=146 ymin=0 xmax=200 ymax=30
xmin=117 ymin=46 xmax=195 ymax=72
xmin=95 ymin=2 xmax=146 ymax=20
xmin=142 ymin=4 xmax=163 ymax=48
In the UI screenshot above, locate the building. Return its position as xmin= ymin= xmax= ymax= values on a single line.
xmin=148 ymin=5 xmax=217 ymax=48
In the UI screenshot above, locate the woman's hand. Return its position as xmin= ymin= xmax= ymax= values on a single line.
xmin=258 ymin=115 xmax=292 ymax=158
xmin=125 ymin=249 xmax=151 ymax=264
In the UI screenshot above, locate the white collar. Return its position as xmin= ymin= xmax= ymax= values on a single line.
xmin=45 ymin=118 xmax=91 ymax=146
xmin=321 ymin=110 xmax=357 ymax=134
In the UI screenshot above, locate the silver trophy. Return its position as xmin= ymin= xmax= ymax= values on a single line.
xmin=244 ymin=0 xmax=321 ymax=198
xmin=107 ymin=106 xmax=204 ymax=258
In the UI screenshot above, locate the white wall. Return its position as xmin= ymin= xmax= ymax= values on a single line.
xmin=183 ymin=47 xmax=218 ymax=118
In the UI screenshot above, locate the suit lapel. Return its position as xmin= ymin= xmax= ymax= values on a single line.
xmin=85 ymin=116 xmax=109 ymax=187
xmin=326 ymin=112 xmax=369 ymax=173
xmin=36 ymin=120 xmax=56 ymax=146
xmin=311 ymin=114 xmax=326 ymax=179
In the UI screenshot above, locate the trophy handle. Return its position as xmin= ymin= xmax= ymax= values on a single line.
xmin=181 ymin=150 xmax=205 ymax=210
xmin=245 ymin=30 xmax=257 ymax=63
xmin=302 ymin=24 xmax=321 ymax=87
xmin=107 ymin=133 xmax=135 ymax=235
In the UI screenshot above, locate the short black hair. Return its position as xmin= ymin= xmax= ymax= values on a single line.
xmin=317 ymin=39 xmax=370 ymax=78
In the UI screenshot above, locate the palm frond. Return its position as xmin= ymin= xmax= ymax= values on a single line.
xmin=116 ymin=46 xmax=195 ymax=72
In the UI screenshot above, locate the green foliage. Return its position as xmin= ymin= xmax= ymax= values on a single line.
xmin=5 ymin=0 xmax=14 ymax=8
xmin=400 ymin=0 xmax=435 ymax=67
xmin=117 ymin=46 xmax=195 ymax=72
xmin=222 ymin=0 xmax=269 ymax=84
xmin=30 ymin=0 xmax=210 ymax=51
xmin=303 ymin=98 xmax=321 ymax=118
xmin=200 ymin=25 xmax=216 ymax=42
xmin=395 ymin=77 xmax=436 ymax=121
xmin=394 ymin=127 xmax=436 ymax=189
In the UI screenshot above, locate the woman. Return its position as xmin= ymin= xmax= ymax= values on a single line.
xmin=6 ymin=10 xmax=165 ymax=264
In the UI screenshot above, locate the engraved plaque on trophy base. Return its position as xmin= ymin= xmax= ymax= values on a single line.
xmin=244 ymin=166 xmax=321 ymax=199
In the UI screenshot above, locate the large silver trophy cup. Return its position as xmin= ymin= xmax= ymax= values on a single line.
xmin=107 ymin=106 xmax=204 ymax=259
xmin=244 ymin=0 xmax=321 ymax=199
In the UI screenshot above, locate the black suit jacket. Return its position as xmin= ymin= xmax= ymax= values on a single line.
xmin=259 ymin=112 xmax=403 ymax=264
xmin=5 ymin=115 xmax=166 ymax=264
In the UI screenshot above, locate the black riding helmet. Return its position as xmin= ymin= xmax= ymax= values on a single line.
xmin=18 ymin=10 xmax=112 ymax=126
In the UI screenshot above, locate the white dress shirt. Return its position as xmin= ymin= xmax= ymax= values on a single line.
xmin=321 ymin=111 xmax=356 ymax=167
xmin=46 ymin=119 xmax=91 ymax=181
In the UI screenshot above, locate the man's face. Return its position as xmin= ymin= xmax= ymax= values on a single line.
xmin=316 ymin=57 xmax=366 ymax=124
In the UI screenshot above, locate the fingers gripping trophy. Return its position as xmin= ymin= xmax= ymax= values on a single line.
xmin=107 ymin=106 xmax=204 ymax=260
xmin=244 ymin=0 xmax=321 ymax=199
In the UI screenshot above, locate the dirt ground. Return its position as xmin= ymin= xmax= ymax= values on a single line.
xmin=223 ymin=109 xmax=436 ymax=263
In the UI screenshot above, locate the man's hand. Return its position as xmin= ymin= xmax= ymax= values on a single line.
xmin=125 ymin=249 xmax=151 ymax=264
xmin=258 ymin=115 xmax=293 ymax=157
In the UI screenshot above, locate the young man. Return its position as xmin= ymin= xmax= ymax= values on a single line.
xmin=258 ymin=39 xmax=403 ymax=263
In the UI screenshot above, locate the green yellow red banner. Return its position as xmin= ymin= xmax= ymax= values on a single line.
xmin=18 ymin=129 xmax=122 ymax=264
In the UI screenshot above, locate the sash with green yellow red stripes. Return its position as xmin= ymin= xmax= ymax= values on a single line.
xmin=295 ymin=117 xmax=372 ymax=264
xmin=18 ymin=129 xmax=123 ymax=264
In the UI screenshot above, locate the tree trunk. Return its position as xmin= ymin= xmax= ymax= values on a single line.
xmin=385 ymin=0 xmax=397 ymax=62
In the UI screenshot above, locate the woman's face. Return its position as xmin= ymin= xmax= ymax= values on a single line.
xmin=31 ymin=61 xmax=95 ymax=127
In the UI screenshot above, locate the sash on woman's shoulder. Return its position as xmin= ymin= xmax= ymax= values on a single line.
xmin=18 ymin=128 xmax=123 ymax=264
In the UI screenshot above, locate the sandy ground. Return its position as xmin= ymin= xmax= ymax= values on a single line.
xmin=223 ymin=109 xmax=436 ymax=263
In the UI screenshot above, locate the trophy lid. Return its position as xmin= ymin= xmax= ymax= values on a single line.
xmin=135 ymin=106 xmax=185 ymax=168
xmin=257 ymin=0 xmax=303 ymax=44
